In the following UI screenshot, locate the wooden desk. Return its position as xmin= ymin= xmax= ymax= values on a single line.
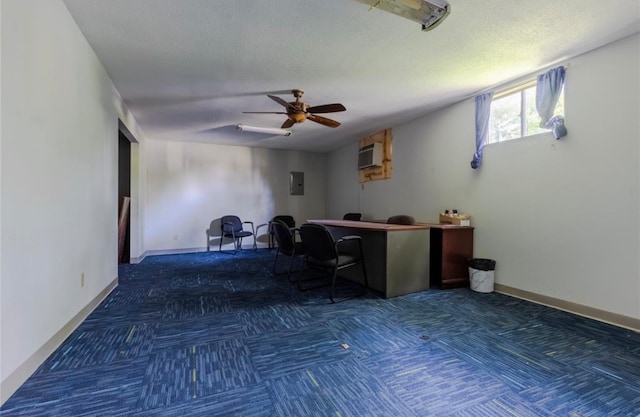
xmin=307 ymin=220 xmax=430 ymax=298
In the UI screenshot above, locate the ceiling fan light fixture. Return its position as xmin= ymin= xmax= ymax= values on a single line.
xmin=242 ymin=90 xmax=346 ymax=129
xmin=236 ymin=124 xmax=292 ymax=136
xmin=356 ymin=0 xmax=450 ymax=31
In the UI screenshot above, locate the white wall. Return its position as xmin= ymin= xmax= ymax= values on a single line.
xmin=0 ymin=0 xmax=637 ymax=405
xmin=142 ymin=140 xmax=326 ymax=255
xmin=0 ymin=0 xmax=146 ymax=402
xmin=328 ymin=33 xmax=640 ymax=320
xmin=0 ymin=0 xmax=326 ymax=402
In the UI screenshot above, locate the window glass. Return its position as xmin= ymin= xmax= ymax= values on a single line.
xmin=488 ymin=93 xmax=520 ymax=144
xmin=488 ymin=83 xmax=564 ymax=144
xmin=524 ymin=86 xmax=544 ymax=136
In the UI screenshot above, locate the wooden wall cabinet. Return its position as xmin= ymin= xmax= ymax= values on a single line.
xmin=429 ymin=225 xmax=474 ymax=289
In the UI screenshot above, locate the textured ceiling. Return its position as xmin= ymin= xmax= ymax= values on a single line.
xmin=62 ymin=0 xmax=640 ymax=152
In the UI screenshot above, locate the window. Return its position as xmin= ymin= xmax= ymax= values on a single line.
xmin=488 ymin=81 xmax=564 ymax=144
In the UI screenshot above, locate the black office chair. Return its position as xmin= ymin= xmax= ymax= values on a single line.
xmin=298 ymin=223 xmax=369 ymax=303
xmin=387 ymin=215 xmax=415 ymax=225
xmin=269 ymin=215 xmax=295 ymax=249
xmin=270 ymin=219 xmax=305 ymax=281
xmin=343 ymin=212 xmax=362 ymax=221
xmin=255 ymin=215 xmax=296 ymax=249
xmin=219 ymin=215 xmax=256 ymax=254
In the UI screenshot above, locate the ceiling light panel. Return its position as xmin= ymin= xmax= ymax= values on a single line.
xmin=355 ymin=0 xmax=451 ymax=31
xmin=236 ymin=124 xmax=292 ymax=136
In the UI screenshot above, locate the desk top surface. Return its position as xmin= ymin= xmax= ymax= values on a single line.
xmin=307 ymin=219 xmax=473 ymax=231
xmin=307 ymin=219 xmax=430 ymax=231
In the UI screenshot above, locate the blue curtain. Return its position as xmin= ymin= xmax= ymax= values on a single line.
xmin=536 ymin=66 xmax=567 ymax=139
xmin=470 ymin=92 xmax=493 ymax=169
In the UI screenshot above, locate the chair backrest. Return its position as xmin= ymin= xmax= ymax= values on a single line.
xmin=343 ymin=212 xmax=361 ymax=221
xmin=221 ymin=215 xmax=242 ymax=233
xmin=387 ymin=215 xmax=415 ymax=225
xmin=272 ymin=215 xmax=295 ymax=228
xmin=299 ymin=223 xmax=338 ymax=262
xmin=271 ymin=220 xmax=297 ymax=254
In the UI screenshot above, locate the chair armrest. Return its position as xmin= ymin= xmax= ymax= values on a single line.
xmin=336 ymin=235 xmax=363 ymax=258
xmin=255 ymin=222 xmax=270 ymax=237
xmin=243 ymin=221 xmax=255 ymax=234
xmin=335 ymin=235 xmax=362 ymax=250
xmin=336 ymin=235 xmax=361 ymax=243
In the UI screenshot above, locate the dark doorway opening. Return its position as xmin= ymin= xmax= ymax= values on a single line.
xmin=118 ymin=126 xmax=131 ymax=264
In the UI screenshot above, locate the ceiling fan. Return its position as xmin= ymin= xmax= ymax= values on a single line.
xmin=243 ymin=89 xmax=346 ymax=129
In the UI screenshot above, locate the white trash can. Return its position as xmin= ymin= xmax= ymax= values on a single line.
xmin=468 ymin=258 xmax=496 ymax=293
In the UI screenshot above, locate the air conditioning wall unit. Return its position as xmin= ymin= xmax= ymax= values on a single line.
xmin=358 ymin=142 xmax=383 ymax=170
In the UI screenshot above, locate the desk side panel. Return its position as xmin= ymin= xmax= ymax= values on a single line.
xmin=386 ymin=230 xmax=430 ymax=298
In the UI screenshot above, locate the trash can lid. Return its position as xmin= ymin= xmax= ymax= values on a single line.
xmin=468 ymin=258 xmax=496 ymax=271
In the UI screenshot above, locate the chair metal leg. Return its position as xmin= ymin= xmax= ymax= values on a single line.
xmin=272 ymin=251 xmax=303 ymax=281
xmin=271 ymin=249 xmax=281 ymax=274
xmin=330 ymin=268 xmax=339 ymax=304
xmin=359 ymin=244 xmax=369 ymax=290
xmin=286 ymin=255 xmax=296 ymax=282
xmin=297 ymin=267 xmax=332 ymax=291
xmin=329 ymin=256 xmax=369 ymax=303
xmin=219 ymin=233 xmax=238 ymax=255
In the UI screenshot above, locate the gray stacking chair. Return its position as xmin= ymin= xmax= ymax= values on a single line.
xmin=219 ymin=215 xmax=256 ymax=254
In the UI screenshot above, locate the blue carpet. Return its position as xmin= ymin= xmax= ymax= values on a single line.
xmin=2 ymin=249 xmax=640 ymax=416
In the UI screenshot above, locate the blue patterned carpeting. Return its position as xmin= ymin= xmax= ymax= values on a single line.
xmin=2 ymin=250 xmax=640 ymax=416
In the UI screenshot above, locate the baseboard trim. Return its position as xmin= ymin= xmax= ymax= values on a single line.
xmin=131 ymin=247 xmax=206 ymax=263
xmin=130 ymin=245 xmax=269 ymax=264
xmin=494 ymin=283 xmax=640 ymax=333
xmin=129 ymin=254 xmax=145 ymax=264
xmin=0 ymin=278 xmax=119 ymax=406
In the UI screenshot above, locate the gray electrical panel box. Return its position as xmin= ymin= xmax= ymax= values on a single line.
xmin=290 ymin=171 xmax=304 ymax=195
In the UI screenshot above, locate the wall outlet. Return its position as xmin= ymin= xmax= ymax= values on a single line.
xmin=81 ymin=272 xmax=85 ymax=288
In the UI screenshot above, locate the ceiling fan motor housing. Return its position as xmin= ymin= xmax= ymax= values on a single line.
xmin=289 ymin=113 xmax=307 ymax=123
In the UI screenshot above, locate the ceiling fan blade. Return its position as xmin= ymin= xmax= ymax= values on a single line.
xmin=307 ymin=114 xmax=341 ymax=128
xmin=281 ymin=119 xmax=296 ymax=129
xmin=268 ymin=95 xmax=297 ymax=112
xmin=242 ymin=111 xmax=288 ymax=114
xmin=306 ymin=103 xmax=346 ymax=114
